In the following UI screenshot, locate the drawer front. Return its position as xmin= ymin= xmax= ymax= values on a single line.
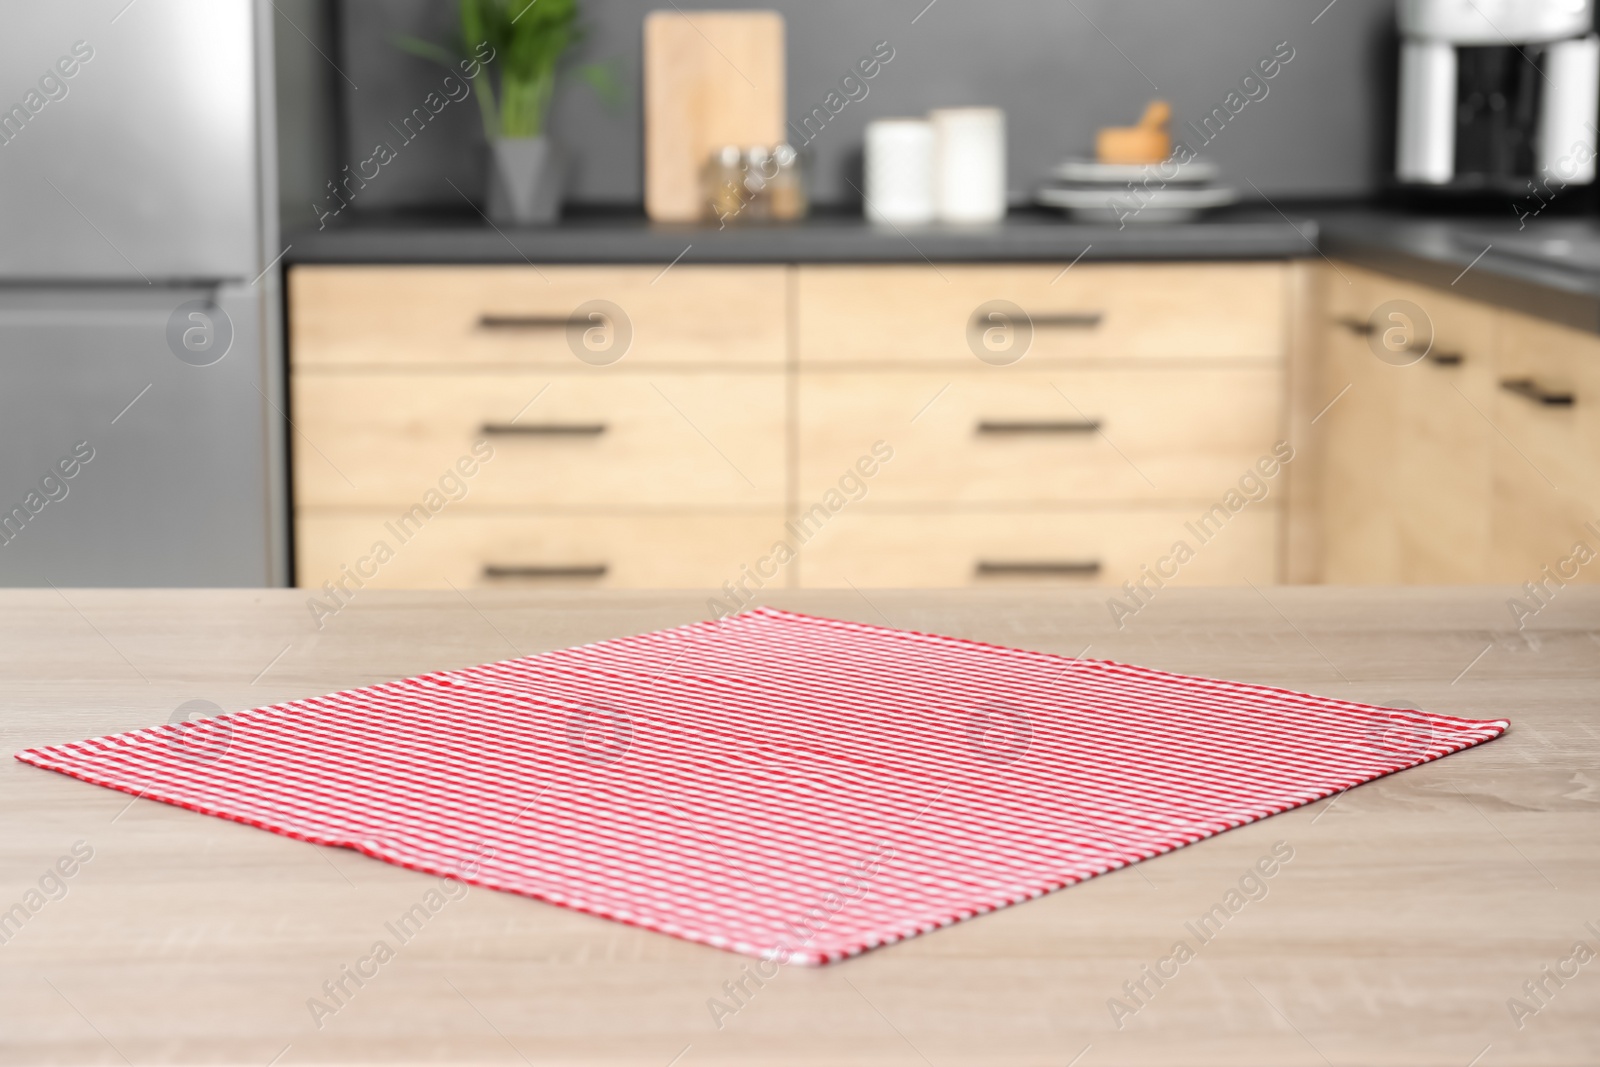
xmin=1319 ymin=267 xmax=1405 ymax=583
xmin=1320 ymin=263 xmax=1500 ymax=583
xmin=292 ymin=373 xmax=785 ymax=508
xmin=1489 ymin=310 xmax=1600 ymax=580
xmin=799 ymin=368 xmax=1284 ymax=504
xmin=296 ymin=512 xmax=787 ymax=590
xmin=796 ymin=263 xmax=1286 ymax=365
xmin=796 ymin=508 xmax=1279 ymax=588
xmin=1324 ymin=263 xmax=1495 ymax=369
xmin=290 ymin=265 xmax=788 ymax=368
xmin=1493 ymin=310 xmax=1600 ymax=516
xmin=1391 ymin=297 xmax=1496 ymax=583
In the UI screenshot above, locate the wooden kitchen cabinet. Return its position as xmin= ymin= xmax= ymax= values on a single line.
xmin=1393 ymin=300 xmax=1496 ymax=582
xmin=289 ymin=261 xmax=1297 ymax=591
xmin=1490 ymin=309 xmax=1600 ymax=579
xmin=791 ymin=262 xmax=1294 ymax=588
xmin=1318 ymin=265 xmax=1495 ymax=583
xmin=798 ymin=367 xmax=1283 ymax=506
xmin=796 ymin=508 xmax=1279 ymax=588
xmin=291 ymin=371 xmax=785 ymax=508
xmin=290 ymin=265 xmax=788 ymax=592
xmin=297 ymin=511 xmax=787 ymax=589
xmin=1317 ymin=263 xmax=1598 ymax=585
xmin=1318 ymin=266 xmax=1403 ymax=582
xmin=795 ymin=263 xmax=1287 ymax=364
xmin=290 ymin=265 xmax=787 ymax=367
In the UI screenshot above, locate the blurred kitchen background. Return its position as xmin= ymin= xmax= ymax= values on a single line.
xmin=5 ymin=0 xmax=1599 ymax=602
xmin=282 ymin=0 xmax=1398 ymax=222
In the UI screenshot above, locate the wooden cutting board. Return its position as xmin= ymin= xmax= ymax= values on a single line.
xmin=644 ymin=10 xmax=785 ymax=222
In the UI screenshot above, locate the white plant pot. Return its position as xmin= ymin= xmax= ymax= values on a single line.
xmin=486 ymin=136 xmax=563 ymax=225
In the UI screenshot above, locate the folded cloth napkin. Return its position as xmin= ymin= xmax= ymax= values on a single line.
xmin=16 ymin=607 xmax=1508 ymax=963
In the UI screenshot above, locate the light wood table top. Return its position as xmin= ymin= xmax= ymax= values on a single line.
xmin=0 ymin=588 xmax=1596 ymax=1067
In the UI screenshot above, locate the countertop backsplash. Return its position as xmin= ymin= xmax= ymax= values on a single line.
xmin=323 ymin=0 xmax=1398 ymax=218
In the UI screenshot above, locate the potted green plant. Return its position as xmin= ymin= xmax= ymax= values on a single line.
xmin=400 ymin=0 xmax=609 ymax=224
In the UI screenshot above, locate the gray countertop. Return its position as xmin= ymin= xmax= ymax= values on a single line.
xmin=285 ymin=206 xmax=1320 ymax=265
xmin=286 ymin=205 xmax=1600 ymax=334
xmin=1318 ymin=210 xmax=1600 ymax=334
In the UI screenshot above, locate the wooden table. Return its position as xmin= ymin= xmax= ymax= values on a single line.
xmin=1 ymin=588 xmax=1596 ymax=1066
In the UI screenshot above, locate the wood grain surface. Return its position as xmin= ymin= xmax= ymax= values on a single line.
xmin=794 ymin=263 xmax=1288 ymax=365
xmin=288 ymin=265 xmax=789 ymax=368
xmin=643 ymin=12 xmax=785 ymax=223
xmin=0 ymin=588 xmax=1595 ymax=1066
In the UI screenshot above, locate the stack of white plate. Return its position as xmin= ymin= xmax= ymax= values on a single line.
xmin=1035 ymin=159 xmax=1239 ymax=223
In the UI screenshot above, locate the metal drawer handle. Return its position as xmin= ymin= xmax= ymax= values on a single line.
xmin=1500 ymin=378 xmax=1575 ymax=406
xmin=483 ymin=564 xmax=608 ymax=580
xmin=1393 ymin=345 xmax=1464 ymax=366
xmin=1338 ymin=317 xmax=1464 ymax=363
xmin=1030 ymin=313 xmax=1103 ymax=329
xmin=478 ymin=314 xmax=568 ymax=330
xmin=480 ymin=422 xmax=608 ymax=436
xmin=975 ymin=560 xmax=1103 ymax=578
xmin=976 ymin=419 xmax=1101 ymax=435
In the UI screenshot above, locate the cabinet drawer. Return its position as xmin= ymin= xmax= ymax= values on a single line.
xmin=1489 ymin=310 xmax=1600 ymax=578
xmin=290 ymin=265 xmax=787 ymax=368
xmin=799 ymin=368 xmax=1283 ymax=504
xmin=796 ymin=508 xmax=1279 ymax=588
xmin=296 ymin=512 xmax=786 ymax=590
xmin=1493 ymin=310 xmax=1600 ymax=514
xmin=796 ymin=263 xmax=1286 ymax=365
xmin=292 ymin=373 xmax=785 ymax=508
xmin=1319 ymin=264 xmax=1499 ymax=583
xmin=1319 ymin=265 xmax=1405 ymax=583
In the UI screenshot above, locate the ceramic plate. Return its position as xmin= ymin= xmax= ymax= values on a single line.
xmin=1034 ymin=184 xmax=1240 ymax=223
xmin=1048 ymin=158 xmax=1222 ymax=186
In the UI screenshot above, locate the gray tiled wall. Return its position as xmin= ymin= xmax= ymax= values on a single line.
xmin=307 ymin=0 xmax=1398 ymax=218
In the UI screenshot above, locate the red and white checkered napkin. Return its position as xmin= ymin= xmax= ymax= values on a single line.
xmin=16 ymin=608 xmax=1508 ymax=963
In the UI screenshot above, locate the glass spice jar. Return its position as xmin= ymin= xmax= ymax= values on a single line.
xmin=702 ymin=145 xmax=746 ymax=224
xmin=766 ymin=143 xmax=808 ymax=221
xmin=742 ymin=145 xmax=773 ymax=221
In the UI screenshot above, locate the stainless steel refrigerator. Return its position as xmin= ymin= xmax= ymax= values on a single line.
xmin=0 ymin=0 xmax=286 ymax=586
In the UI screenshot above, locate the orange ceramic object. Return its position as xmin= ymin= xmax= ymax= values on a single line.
xmin=1096 ymin=100 xmax=1172 ymax=164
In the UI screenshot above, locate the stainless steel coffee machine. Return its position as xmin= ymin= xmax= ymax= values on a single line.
xmin=1396 ymin=0 xmax=1599 ymax=192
